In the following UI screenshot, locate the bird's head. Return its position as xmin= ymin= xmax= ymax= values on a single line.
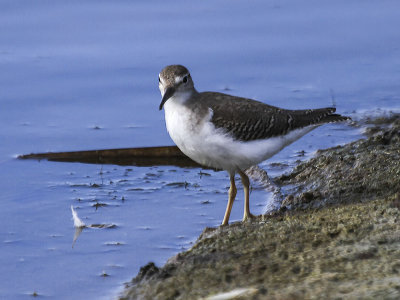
xmin=158 ymin=65 xmax=195 ymax=110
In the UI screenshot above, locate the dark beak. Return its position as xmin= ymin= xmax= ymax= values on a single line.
xmin=159 ymin=86 xmax=175 ymax=110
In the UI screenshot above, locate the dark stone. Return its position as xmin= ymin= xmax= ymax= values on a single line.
xmin=134 ymin=262 xmax=159 ymax=283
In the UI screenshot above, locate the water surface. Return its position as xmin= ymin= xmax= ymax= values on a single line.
xmin=1 ymin=1 xmax=400 ymax=299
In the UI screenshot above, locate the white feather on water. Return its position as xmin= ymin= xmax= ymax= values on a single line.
xmin=71 ymin=206 xmax=85 ymax=228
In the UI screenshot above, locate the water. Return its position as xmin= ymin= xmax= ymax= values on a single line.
xmin=1 ymin=0 xmax=399 ymax=299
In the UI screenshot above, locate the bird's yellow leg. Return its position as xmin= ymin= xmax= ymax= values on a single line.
xmin=222 ymin=174 xmax=237 ymax=226
xmin=238 ymin=169 xmax=255 ymax=222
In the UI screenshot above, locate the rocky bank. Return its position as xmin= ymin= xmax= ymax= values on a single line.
xmin=120 ymin=115 xmax=400 ymax=300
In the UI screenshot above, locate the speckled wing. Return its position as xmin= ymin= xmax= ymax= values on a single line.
xmin=197 ymin=92 xmax=349 ymax=142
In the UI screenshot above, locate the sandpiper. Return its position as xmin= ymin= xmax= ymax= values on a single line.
xmin=158 ymin=65 xmax=349 ymax=225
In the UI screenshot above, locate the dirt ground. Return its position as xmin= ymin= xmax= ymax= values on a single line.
xmin=120 ymin=115 xmax=400 ymax=300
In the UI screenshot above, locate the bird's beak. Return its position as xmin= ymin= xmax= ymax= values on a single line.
xmin=159 ymin=86 xmax=175 ymax=110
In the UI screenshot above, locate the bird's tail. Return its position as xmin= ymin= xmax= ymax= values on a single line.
xmin=292 ymin=107 xmax=350 ymax=128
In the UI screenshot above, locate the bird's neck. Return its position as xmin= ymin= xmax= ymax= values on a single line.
xmin=166 ymin=89 xmax=198 ymax=109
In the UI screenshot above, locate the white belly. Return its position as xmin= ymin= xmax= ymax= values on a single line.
xmin=164 ymin=101 xmax=317 ymax=174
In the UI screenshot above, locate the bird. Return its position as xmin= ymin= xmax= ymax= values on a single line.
xmin=158 ymin=64 xmax=349 ymax=225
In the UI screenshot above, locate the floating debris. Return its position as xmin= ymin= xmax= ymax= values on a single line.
xmin=92 ymin=202 xmax=107 ymax=209
xmin=89 ymin=224 xmax=117 ymax=229
xmin=18 ymin=145 xmax=203 ymax=168
xmin=199 ymin=170 xmax=211 ymax=178
xmin=105 ymin=241 xmax=125 ymax=246
xmin=165 ymin=181 xmax=189 ymax=188
xmin=100 ymin=271 xmax=110 ymax=277
xmin=31 ymin=291 xmax=39 ymax=297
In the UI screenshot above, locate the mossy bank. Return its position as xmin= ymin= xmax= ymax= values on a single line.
xmin=120 ymin=115 xmax=400 ymax=300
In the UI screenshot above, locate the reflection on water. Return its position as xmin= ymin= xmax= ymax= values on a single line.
xmin=1 ymin=0 xmax=400 ymax=299
xmin=72 ymin=227 xmax=84 ymax=248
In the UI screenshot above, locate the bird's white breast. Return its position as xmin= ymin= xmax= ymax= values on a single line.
xmin=164 ymin=99 xmax=203 ymax=152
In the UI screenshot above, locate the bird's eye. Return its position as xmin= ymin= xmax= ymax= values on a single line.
xmin=158 ymin=76 xmax=161 ymax=83
xmin=183 ymin=76 xmax=188 ymax=83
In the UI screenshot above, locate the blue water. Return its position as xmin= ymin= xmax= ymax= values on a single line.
xmin=1 ymin=1 xmax=399 ymax=299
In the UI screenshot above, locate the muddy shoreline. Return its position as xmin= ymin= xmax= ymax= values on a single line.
xmin=120 ymin=115 xmax=400 ymax=300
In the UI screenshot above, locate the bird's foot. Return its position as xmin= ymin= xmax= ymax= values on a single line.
xmin=242 ymin=212 xmax=256 ymax=222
